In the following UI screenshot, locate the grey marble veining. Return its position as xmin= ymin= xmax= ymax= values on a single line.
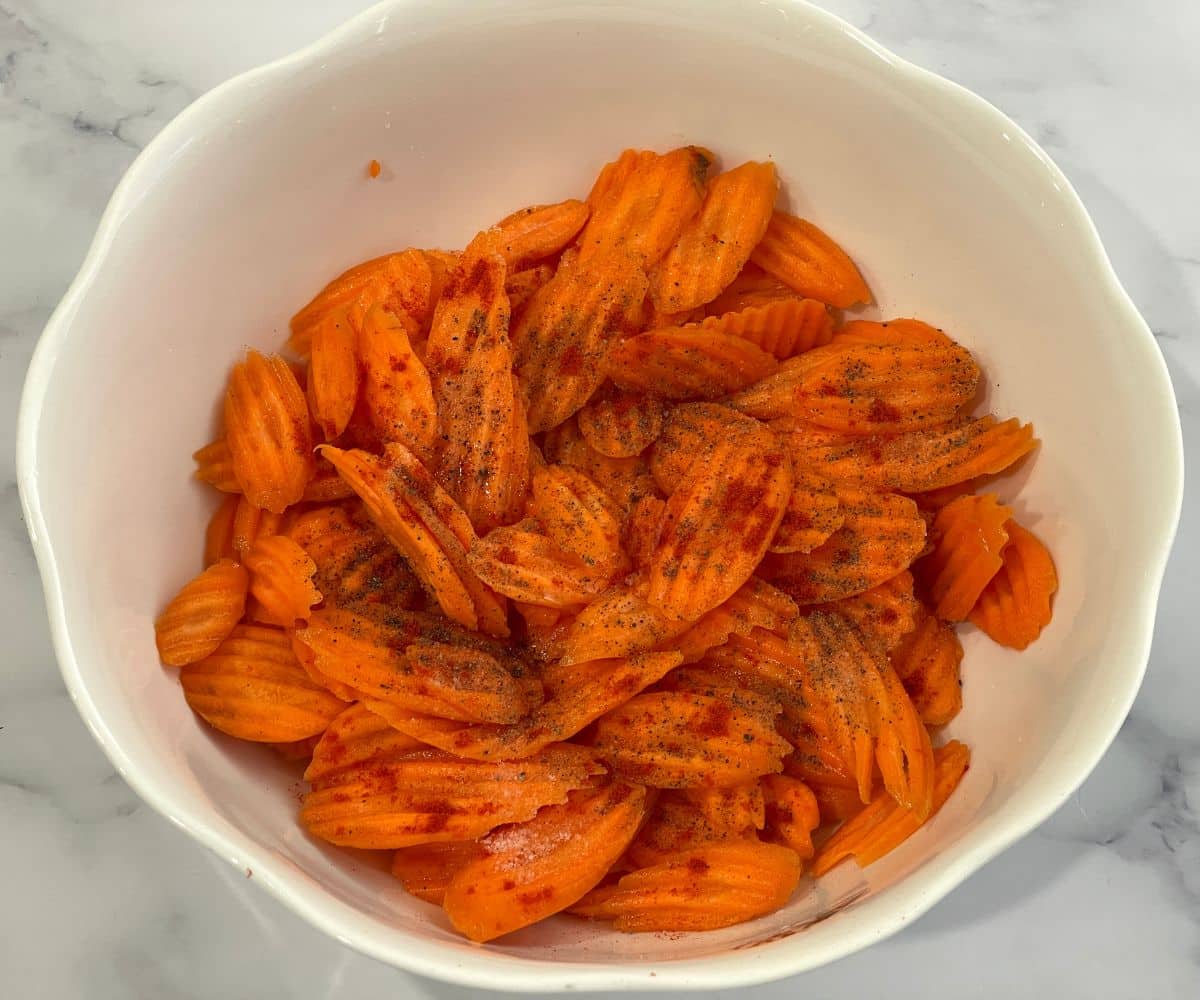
xmin=2 ymin=1 xmax=1197 ymax=996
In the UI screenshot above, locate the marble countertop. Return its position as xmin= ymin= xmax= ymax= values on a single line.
xmin=3 ymin=1 xmax=1197 ymax=996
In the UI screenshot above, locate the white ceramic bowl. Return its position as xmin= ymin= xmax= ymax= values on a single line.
xmin=17 ymin=0 xmax=1183 ymax=991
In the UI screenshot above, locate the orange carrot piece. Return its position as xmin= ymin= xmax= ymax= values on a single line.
xmin=512 ymin=249 xmax=648 ymax=433
xmin=306 ymin=306 xmax=359 ymax=440
xmin=155 ymin=559 xmax=248 ymax=667
xmin=648 ymin=160 xmax=779 ymax=312
xmin=203 ymin=495 xmax=239 ymax=566
xmin=467 ymin=522 xmax=613 ymax=608
xmin=193 ymin=438 xmax=240 ymax=493
xmin=180 ymin=624 xmax=344 ymax=742
xmin=761 ymin=775 xmax=820 ymax=860
xmin=528 ymin=463 xmax=627 ymax=571
xmin=223 ymin=351 xmax=314 ymax=513
xmin=556 ymin=586 xmax=677 ymax=666
xmin=578 ymin=146 xmax=711 ymax=265
xmin=577 ymin=390 xmax=666 ymax=458
xmin=645 ymin=421 xmax=791 ymax=620
xmin=648 ymin=402 xmax=758 ymax=493
xmin=357 ymin=302 xmax=439 ymax=463
xmin=698 ymin=297 xmax=834 ymax=360
xmin=320 ymin=443 xmax=508 ymax=636
xmin=443 ymin=782 xmax=647 ymax=942
xmin=770 ymin=414 xmax=1038 ymax=493
xmin=505 ymin=262 xmax=555 ymax=315
xmin=812 ymin=740 xmax=970 ymax=876
xmin=829 ymin=571 xmax=922 ymax=657
xmin=300 ymin=743 xmax=601 ymax=850
xmin=968 ymin=520 xmax=1058 ymax=649
xmin=771 ymin=466 xmax=844 ymax=554
xmin=242 ymin=534 xmax=321 ymax=627
xmin=891 ymin=611 xmax=964 ymax=726
xmin=607 ymin=327 xmax=778 ymax=401
xmin=763 ymin=487 xmax=926 ymax=604
xmin=288 ymin=505 xmax=424 ymax=609
xmin=706 ymin=261 xmax=799 ymax=316
xmin=292 ymin=607 xmax=532 ymax=724
xmin=304 ymin=703 xmax=426 ymax=787
xmin=594 ymin=690 xmax=790 ymax=788
xmin=492 ymin=199 xmax=591 ymax=271
xmin=750 ymin=212 xmax=870 ymax=308
xmin=622 ymin=494 xmax=667 ymax=567
xmin=672 ymin=576 xmax=798 ymax=664
xmin=571 ymin=839 xmax=800 ymax=932
xmin=921 ymin=493 xmax=1012 ymax=620
xmin=627 ymin=787 xmax=765 ymax=867
xmin=543 ymin=416 xmax=655 ymax=515
xmin=391 ymin=841 xmax=486 ymax=905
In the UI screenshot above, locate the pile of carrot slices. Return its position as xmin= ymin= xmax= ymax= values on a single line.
xmin=157 ymin=145 xmax=1058 ymax=942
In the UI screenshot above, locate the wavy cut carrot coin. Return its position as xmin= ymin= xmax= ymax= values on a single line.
xmin=300 ymin=743 xmax=601 ymax=850
xmin=443 ymin=782 xmax=648 ymax=942
xmin=556 ymin=586 xmax=677 ymax=666
xmin=357 ymin=303 xmax=439 ymax=463
xmin=698 ymin=296 xmax=834 ymax=360
xmin=594 ymin=691 xmax=790 ymax=788
xmin=203 ymin=495 xmax=239 ymax=566
xmin=180 ymin=624 xmax=344 ymax=742
xmin=750 ymin=211 xmax=870 ymax=308
xmin=968 ymin=520 xmax=1058 ymax=649
xmin=304 ymin=703 xmax=426 ymax=787
xmin=155 ymin=559 xmax=248 ymax=667
xmin=306 ymin=306 xmax=359 ymax=440
xmin=921 ymin=493 xmax=1012 ymax=620
xmin=292 ymin=607 xmax=532 ymax=723
xmin=771 ymin=415 xmax=1038 ymax=493
xmin=320 ymin=444 xmax=508 ymax=636
xmin=578 ymin=146 xmax=710 ymax=265
xmin=645 ymin=424 xmax=791 ymax=619
xmin=391 ymin=841 xmax=487 ymax=905
xmin=288 ymin=505 xmax=424 ymax=609
xmin=672 ymin=576 xmax=798 ymax=664
xmin=242 ymin=534 xmax=322 ymax=627
xmin=812 ymin=740 xmax=970 ymax=876
xmin=648 ymin=160 xmax=779 ymax=312
xmin=577 ymin=390 xmax=666 ymax=459
xmin=223 ymin=350 xmax=314 ymax=513
xmin=648 ymin=402 xmax=759 ymax=493
xmin=771 ymin=466 xmax=844 ymax=554
xmin=493 ymin=199 xmax=591 ymax=271
xmin=829 ymin=571 xmax=922 ymax=657
xmin=543 ymin=416 xmax=654 ymax=515
xmin=193 ymin=438 xmax=240 ymax=493
xmin=763 ymin=487 xmax=926 ymax=604
xmin=512 ymin=249 xmax=649 ymax=433
xmin=607 ymin=327 xmax=778 ymax=401
xmin=761 ymin=775 xmax=820 ymax=860
xmin=891 ymin=610 xmax=964 ymax=726
xmin=505 ymin=262 xmax=555 ymax=315
xmin=706 ymin=261 xmax=799 ymax=316
xmin=467 ymin=523 xmax=613 ymax=608
xmin=528 ymin=463 xmax=627 ymax=572
xmin=627 ymin=787 xmax=765 ymax=867
xmin=571 ymin=839 xmax=800 ymax=932
xmin=622 ymin=494 xmax=667 ymax=567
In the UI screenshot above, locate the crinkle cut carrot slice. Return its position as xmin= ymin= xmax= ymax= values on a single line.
xmin=242 ymin=534 xmax=322 ymax=627
xmin=391 ymin=841 xmax=486 ymax=904
xmin=203 ymin=495 xmax=239 ymax=566
xmin=891 ymin=610 xmax=964 ymax=726
xmin=761 ymin=775 xmax=820 ymax=860
xmin=698 ymin=297 xmax=834 ymax=360
xmin=358 ymin=303 xmax=439 ymax=463
xmin=706 ymin=261 xmax=799 ymax=316
xmin=607 ymin=327 xmax=778 ymax=401
xmin=505 ymin=262 xmax=555 ymax=315
xmin=180 ymin=623 xmax=344 ymax=742
xmin=648 ymin=160 xmax=779 ymax=312
xmin=570 ymin=839 xmax=801 ymax=932
xmin=442 ymin=782 xmax=648 ymax=942
xmin=492 ymin=198 xmax=591 ymax=271
xmin=155 ymin=559 xmax=248 ymax=667
xmin=578 ymin=146 xmax=711 ymax=265
xmin=306 ymin=306 xmax=359 ymax=440
xmin=828 ymin=571 xmax=922 ymax=657
xmin=193 ymin=438 xmax=240 ymax=493
xmin=577 ymin=389 xmax=666 ymax=459
xmin=304 ymin=702 xmax=427 ymax=787
xmin=648 ymin=402 xmax=759 ymax=494
xmin=762 ymin=487 xmax=926 ymax=604
xmin=769 ymin=415 xmax=1038 ymax=493
xmin=771 ymin=465 xmax=844 ymax=554
xmin=528 ymin=463 xmax=628 ymax=572
xmin=626 ymin=786 xmax=765 ymax=867
xmin=920 ymin=493 xmax=1012 ymax=621
xmin=593 ymin=690 xmax=790 ymax=788
xmin=223 ymin=350 xmax=314 ymax=513
xmin=750 ymin=211 xmax=870 ymax=308
xmin=811 ymin=740 xmax=969 ymax=876
xmin=645 ymin=421 xmax=792 ymax=620
xmin=512 ymin=248 xmax=648 ymax=433
xmin=299 ymin=743 xmax=601 ymax=850
xmin=467 ymin=522 xmax=614 ymax=608
xmin=968 ymin=519 xmax=1058 ymax=649
xmin=556 ymin=585 xmax=677 ymax=666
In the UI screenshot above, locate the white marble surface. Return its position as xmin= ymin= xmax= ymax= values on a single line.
xmin=2 ymin=0 xmax=1197 ymax=996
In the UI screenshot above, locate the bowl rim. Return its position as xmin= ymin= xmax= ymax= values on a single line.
xmin=16 ymin=0 xmax=1185 ymax=991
